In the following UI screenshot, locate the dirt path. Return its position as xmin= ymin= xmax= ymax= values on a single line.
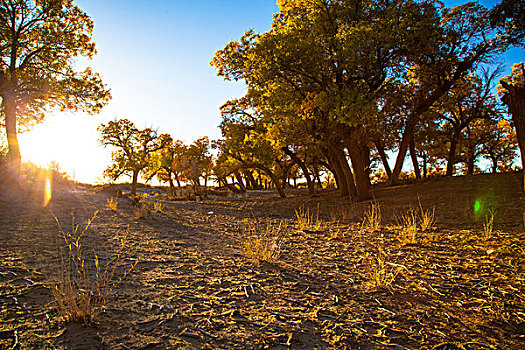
xmin=1 ymin=173 xmax=525 ymax=349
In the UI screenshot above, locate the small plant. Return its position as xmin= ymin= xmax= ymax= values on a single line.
xmin=50 ymin=212 xmax=137 ymax=324
xmin=132 ymin=196 xmax=150 ymax=219
xmin=241 ymin=219 xmax=285 ymax=263
xmin=417 ymin=198 xmax=435 ymax=232
xmin=295 ymin=205 xmax=323 ymax=231
xmin=396 ymin=209 xmax=418 ymax=245
xmin=360 ymin=202 xmax=381 ymax=233
xmin=105 ymin=197 xmax=118 ymax=211
xmin=152 ymin=201 xmax=163 ymax=213
xmin=363 ymin=247 xmax=403 ymax=290
xmin=483 ymin=210 xmax=496 ymax=240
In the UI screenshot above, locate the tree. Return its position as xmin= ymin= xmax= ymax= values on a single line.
xmin=482 ymin=119 xmax=518 ymax=173
xmin=490 ymin=0 xmax=525 ymax=47
xmin=145 ymin=136 xmax=186 ymax=196
xmin=432 ymin=69 xmax=503 ymax=176
xmin=389 ymin=2 xmax=512 ymax=184
xmin=182 ymin=136 xmax=213 ymax=195
xmin=0 ymin=0 xmax=111 ymax=171
xmin=98 ymin=119 xmax=169 ymax=196
xmin=498 ymin=62 xmax=525 ymax=190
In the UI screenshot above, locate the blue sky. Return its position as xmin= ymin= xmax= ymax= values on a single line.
xmin=19 ymin=0 xmax=524 ymax=183
xmin=76 ymin=0 xmax=280 ymax=142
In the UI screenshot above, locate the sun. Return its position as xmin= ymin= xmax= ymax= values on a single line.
xmin=18 ymin=112 xmax=111 ymax=184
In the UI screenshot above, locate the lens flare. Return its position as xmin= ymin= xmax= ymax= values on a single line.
xmin=474 ymin=201 xmax=481 ymax=212
xmin=44 ymin=176 xmax=52 ymax=207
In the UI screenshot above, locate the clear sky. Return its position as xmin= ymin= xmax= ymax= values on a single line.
xmin=18 ymin=0 xmax=524 ymax=183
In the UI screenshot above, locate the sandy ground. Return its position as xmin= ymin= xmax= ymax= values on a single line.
xmin=1 ymin=172 xmax=525 ymax=349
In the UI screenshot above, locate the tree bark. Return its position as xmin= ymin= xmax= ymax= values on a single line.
xmin=4 ymin=95 xmax=21 ymax=173
xmin=336 ymin=148 xmax=358 ymax=200
xmin=374 ymin=139 xmax=392 ymax=180
xmin=409 ymin=138 xmax=421 ymax=179
xmin=346 ymin=136 xmax=370 ymax=201
xmin=234 ymin=171 xmax=246 ymax=192
xmin=445 ymin=128 xmax=462 ymax=176
xmin=281 ymin=146 xmax=315 ymax=195
xmin=168 ymin=176 xmax=176 ymax=196
xmin=501 ymin=79 xmax=525 ymax=191
xmin=312 ymin=163 xmax=323 ymax=189
xmin=327 ymin=150 xmax=348 ymax=197
xmin=131 ymin=170 xmax=139 ymax=196
xmin=254 ymin=164 xmax=286 ymax=198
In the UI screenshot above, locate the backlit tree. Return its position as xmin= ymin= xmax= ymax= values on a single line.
xmin=0 ymin=0 xmax=111 ymax=171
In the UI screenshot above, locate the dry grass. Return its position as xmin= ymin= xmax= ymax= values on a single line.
xmin=360 ymin=202 xmax=381 ymax=233
xmin=396 ymin=209 xmax=418 ymax=245
xmin=152 ymin=201 xmax=163 ymax=213
xmin=363 ymin=247 xmax=404 ymax=290
xmin=105 ymin=197 xmax=118 ymax=211
xmin=134 ymin=202 xmax=149 ymax=219
xmin=483 ymin=210 xmax=496 ymax=240
xmin=50 ymin=212 xmax=137 ymax=324
xmin=417 ymin=198 xmax=435 ymax=232
xmin=295 ymin=205 xmax=323 ymax=231
xmin=240 ymin=219 xmax=285 ymax=263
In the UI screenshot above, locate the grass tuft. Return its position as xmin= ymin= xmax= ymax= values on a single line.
xmin=50 ymin=211 xmax=137 ymax=324
xmin=295 ymin=205 xmax=323 ymax=231
xmin=417 ymin=198 xmax=435 ymax=232
xmin=363 ymin=247 xmax=403 ymax=290
xmin=483 ymin=210 xmax=496 ymax=240
xmin=152 ymin=201 xmax=163 ymax=213
xmin=396 ymin=209 xmax=418 ymax=245
xmin=360 ymin=202 xmax=381 ymax=233
xmin=105 ymin=197 xmax=118 ymax=211
xmin=241 ymin=219 xmax=285 ymax=263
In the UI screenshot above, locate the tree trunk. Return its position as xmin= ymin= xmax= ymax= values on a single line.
xmin=281 ymin=146 xmax=315 ymax=195
xmin=409 ymin=139 xmax=421 ymax=180
xmin=422 ymin=153 xmax=428 ymax=179
xmin=445 ymin=130 xmax=461 ymax=177
xmin=174 ymin=173 xmax=182 ymax=194
xmin=4 ymin=95 xmax=21 ymax=173
xmin=255 ymin=164 xmax=286 ymax=198
xmin=501 ymin=79 xmax=525 ymax=191
xmin=327 ymin=150 xmax=348 ymax=197
xmin=374 ymin=139 xmax=392 ymax=180
xmin=168 ymin=176 xmax=176 ymax=196
xmin=312 ymin=163 xmax=323 ymax=189
xmin=346 ymin=135 xmax=370 ymax=201
xmin=234 ymin=171 xmax=246 ymax=192
xmin=337 ymin=148 xmax=358 ymax=200
xmin=131 ymin=170 xmax=139 ymax=196
xmin=467 ymin=156 xmax=475 ymax=175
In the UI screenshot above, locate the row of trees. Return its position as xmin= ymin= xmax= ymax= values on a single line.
xmin=98 ymin=119 xmax=213 ymax=196
xmin=210 ymin=0 xmax=525 ymax=201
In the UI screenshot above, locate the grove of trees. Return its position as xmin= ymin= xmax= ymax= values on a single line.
xmin=208 ymin=0 xmax=525 ymax=201
xmin=99 ymin=119 xmax=214 ymax=197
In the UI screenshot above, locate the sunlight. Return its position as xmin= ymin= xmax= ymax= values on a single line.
xmin=18 ymin=113 xmax=112 ymax=184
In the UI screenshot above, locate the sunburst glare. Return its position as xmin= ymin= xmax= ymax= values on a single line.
xmin=44 ymin=176 xmax=52 ymax=207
